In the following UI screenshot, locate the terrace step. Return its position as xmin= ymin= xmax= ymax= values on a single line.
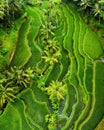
xmin=61 ymin=5 xmax=84 ymax=130
xmin=10 ymin=19 xmax=32 ymax=67
xmin=9 ymin=17 xmax=27 ymax=65
xmin=19 ymin=88 xmax=49 ymax=130
xmin=25 ymin=6 xmax=42 ymax=68
xmin=83 ymin=29 xmax=103 ymax=60
xmin=58 ymin=5 xmax=70 ymax=81
xmin=45 ymin=5 xmax=66 ymax=85
xmin=0 ymin=104 xmax=22 ymax=130
xmin=67 ymin=6 xmax=94 ymax=130
xmin=80 ymin=61 xmax=104 ymax=130
xmin=12 ymin=98 xmax=34 ymax=130
xmin=61 ymin=79 xmax=76 ymax=128
xmin=45 ymin=63 xmax=62 ymax=86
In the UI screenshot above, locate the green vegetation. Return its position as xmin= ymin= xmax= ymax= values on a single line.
xmin=0 ymin=66 xmax=34 ymax=109
xmin=45 ymin=81 xmax=67 ymax=102
xmin=0 ymin=0 xmax=104 ymax=130
xmin=70 ymin=0 xmax=104 ymax=49
xmin=45 ymin=81 xmax=67 ymax=130
xmin=71 ymin=0 xmax=104 ymax=20
xmin=0 ymin=0 xmax=25 ymax=27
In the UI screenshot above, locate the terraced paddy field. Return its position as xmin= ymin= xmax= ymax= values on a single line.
xmin=0 ymin=1 xmax=104 ymax=130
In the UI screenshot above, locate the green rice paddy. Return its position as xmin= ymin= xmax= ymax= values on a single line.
xmin=0 ymin=1 xmax=104 ymax=130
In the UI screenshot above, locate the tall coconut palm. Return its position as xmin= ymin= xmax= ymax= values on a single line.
xmin=45 ymin=81 xmax=67 ymax=102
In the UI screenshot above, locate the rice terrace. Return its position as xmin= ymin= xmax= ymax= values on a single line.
xmin=0 ymin=0 xmax=104 ymax=130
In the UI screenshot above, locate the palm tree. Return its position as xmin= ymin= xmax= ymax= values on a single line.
xmin=0 ymin=66 xmax=35 ymax=108
xmin=42 ymin=49 xmax=60 ymax=65
xmin=42 ymin=38 xmax=61 ymax=65
xmin=92 ymin=3 xmax=102 ymax=16
xmin=45 ymin=81 xmax=67 ymax=102
xmin=40 ymin=22 xmax=55 ymax=39
xmin=0 ymin=82 xmax=18 ymax=107
xmin=5 ymin=66 xmax=34 ymax=88
xmin=45 ymin=80 xmax=67 ymax=130
xmin=51 ymin=0 xmax=61 ymax=4
xmin=78 ymin=0 xmax=93 ymax=11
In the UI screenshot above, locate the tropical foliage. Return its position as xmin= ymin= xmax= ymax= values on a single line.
xmin=0 ymin=0 xmax=25 ymax=27
xmin=0 ymin=66 xmax=34 ymax=108
xmin=0 ymin=0 xmax=104 ymax=130
xmin=45 ymin=81 xmax=67 ymax=102
xmin=71 ymin=0 xmax=104 ymax=20
xmin=45 ymin=81 xmax=67 ymax=129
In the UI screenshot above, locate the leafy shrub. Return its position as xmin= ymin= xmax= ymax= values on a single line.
xmin=71 ymin=0 xmax=104 ymax=21
xmin=0 ymin=0 xmax=8 ymax=20
xmin=0 ymin=66 xmax=34 ymax=109
xmin=0 ymin=0 xmax=25 ymax=27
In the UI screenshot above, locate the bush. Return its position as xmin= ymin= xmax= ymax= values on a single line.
xmin=70 ymin=0 xmax=104 ymax=21
xmin=0 ymin=0 xmax=25 ymax=27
